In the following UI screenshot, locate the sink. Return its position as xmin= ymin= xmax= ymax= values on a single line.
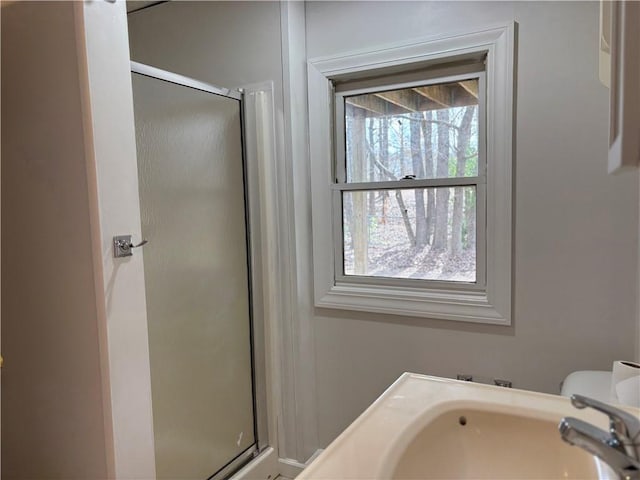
xmin=297 ymin=373 xmax=634 ymax=480
xmin=389 ymin=408 xmax=605 ymax=479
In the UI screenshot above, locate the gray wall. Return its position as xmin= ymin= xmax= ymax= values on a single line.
xmin=127 ymin=1 xmax=284 ymax=112
xmin=1 ymin=2 xmax=109 ymax=477
xmin=126 ymin=0 xmax=639 ymax=458
xmin=305 ymin=1 xmax=639 ymax=446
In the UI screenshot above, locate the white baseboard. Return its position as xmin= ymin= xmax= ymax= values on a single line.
xmin=278 ymin=449 xmax=325 ymax=479
xmin=230 ymin=447 xmax=279 ymax=480
xmin=305 ymin=449 xmax=324 ymax=465
xmin=277 ymin=457 xmax=306 ymax=479
xmin=230 ymin=447 xmax=327 ymax=480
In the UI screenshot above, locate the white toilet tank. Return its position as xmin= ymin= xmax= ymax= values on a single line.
xmin=560 ymin=370 xmax=613 ymax=402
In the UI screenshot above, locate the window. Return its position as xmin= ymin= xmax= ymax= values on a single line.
xmin=336 ymin=73 xmax=485 ymax=287
xmin=308 ymin=25 xmax=515 ymax=325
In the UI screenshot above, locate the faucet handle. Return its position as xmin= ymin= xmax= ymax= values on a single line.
xmin=571 ymin=394 xmax=640 ymax=451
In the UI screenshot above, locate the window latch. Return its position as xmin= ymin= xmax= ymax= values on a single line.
xmin=401 ymin=174 xmax=416 ymax=180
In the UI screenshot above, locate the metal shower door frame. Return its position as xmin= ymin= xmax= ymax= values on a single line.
xmin=130 ymin=61 xmax=268 ymax=480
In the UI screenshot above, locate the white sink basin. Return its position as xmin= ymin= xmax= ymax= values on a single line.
xmin=390 ymin=408 xmax=603 ymax=479
xmin=298 ymin=373 xmax=636 ymax=480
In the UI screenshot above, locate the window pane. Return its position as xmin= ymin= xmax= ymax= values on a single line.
xmin=344 ymin=79 xmax=479 ymax=183
xmin=342 ymin=187 xmax=476 ymax=282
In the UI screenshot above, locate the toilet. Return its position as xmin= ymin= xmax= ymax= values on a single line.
xmin=560 ymin=370 xmax=614 ymax=402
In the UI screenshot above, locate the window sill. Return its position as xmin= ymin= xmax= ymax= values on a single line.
xmin=316 ymin=282 xmax=510 ymax=325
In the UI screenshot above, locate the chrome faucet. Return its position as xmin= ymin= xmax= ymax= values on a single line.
xmin=559 ymin=394 xmax=640 ymax=480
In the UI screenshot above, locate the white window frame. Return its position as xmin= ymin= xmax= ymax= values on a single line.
xmin=307 ymin=24 xmax=515 ymax=325
xmin=333 ymin=70 xmax=487 ymax=291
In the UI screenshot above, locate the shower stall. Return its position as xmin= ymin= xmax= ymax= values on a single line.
xmin=131 ymin=63 xmax=259 ymax=480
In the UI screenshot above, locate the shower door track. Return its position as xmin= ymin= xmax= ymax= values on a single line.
xmin=131 ymin=61 xmax=243 ymax=101
xmin=131 ymin=62 xmax=265 ymax=480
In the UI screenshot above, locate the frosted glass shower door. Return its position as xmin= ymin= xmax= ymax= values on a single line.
xmin=132 ymin=72 xmax=256 ymax=480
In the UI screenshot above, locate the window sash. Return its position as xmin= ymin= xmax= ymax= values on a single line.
xmin=332 ymin=70 xmax=487 ymax=290
xmin=332 ymin=183 xmax=487 ymax=291
xmin=334 ymin=71 xmax=486 ymax=185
